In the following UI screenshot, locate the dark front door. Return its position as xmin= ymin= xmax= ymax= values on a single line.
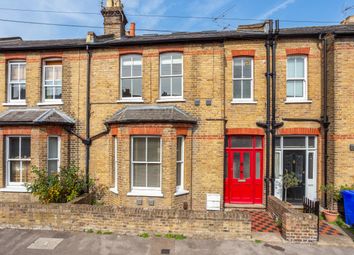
xmin=283 ymin=150 xmax=306 ymax=204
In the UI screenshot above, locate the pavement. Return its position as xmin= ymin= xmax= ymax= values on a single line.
xmin=0 ymin=228 xmax=353 ymax=255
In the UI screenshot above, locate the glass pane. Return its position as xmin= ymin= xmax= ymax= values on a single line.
xmin=10 ymin=161 xmax=21 ymax=182
xmin=133 ymin=138 xmax=146 ymax=161
xmin=275 ymin=137 xmax=281 ymax=147
xmin=21 ymin=137 xmax=31 ymax=158
xmin=45 ymin=66 xmax=54 ymax=80
xmin=48 ymin=160 xmax=58 ymax=175
xmin=147 ymin=164 xmax=160 ymax=187
xmin=54 ymin=87 xmax=62 ymax=99
xmin=287 ymin=58 xmax=295 ymax=78
xmin=295 ymin=57 xmax=305 ymax=78
xmin=283 ymin=137 xmax=306 ymax=147
xmin=45 ymin=87 xmax=54 ymax=100
xmin=243 ymin=152 xmax=250 ymax=179
xmin=294 ymin=80 xmax=303 ymax=97
xmin=48 ymin=137 xmax=58 ymax=159
xmin=161 ymin=63 xmax=171 ymax=76
xmin=256 ymin=152 xmax=261 ymax=179
xmin=10 ymin=64 xmax=19 ymax=80
xmin=161 ymin=54 xmax=171 ymax=65
xmin=132 ymin=78 xmax=142 ymax=97
xmin=256 ymin=137 xmax=262 ymax=148
xmin=147 ymin=138 xmax=160 ymax=162
xmin=177 ymin=137 xmax=183 ymax=161
xmin=54 ymin=66 xmax=62 ymax=80
xmin=172 ymin=63 xmax=182 ymax=75
xmin=122 ymin=79 xmax=131 ymax=97
xmin=19 ymin=64 xmax=26 ymax=80
xmin=287 ymin=81 xmax=294 ymax=97
xmin=309 ymin=137 xmax=315 ymax=148
xmin=233 ymin=80 xmax=241 ymax=99
xmin=176 ymin=162 xmax=181 ymax=186
xmin=11 ymin=84 xmax=19 ymax=100
xmin=233 ymin=58 xmax=242 ymax=78
xmin=133 ymin=163 xmax=146 ymax=187
xmin=172 ymin=53 xmax=182 ymax=63
xmin=308 ymin=153 xmax=314 ymax=179
xmin=172 ymin=77 xmax=182 ymax=96
xmin=132 ymin=58 xmax=142 ymax=77
xmin=233 ymin=153 xmax=240 ymax=178
xmin=242 ymin=80 xmax=251 ymax=99
xmin=121 ymin=58 xmax=131 ymax=77
xmin=22 ymin=161 xmax=30 ymax=183
xmin=243 ymin=58 xmax=252 ymax=78
xmin=9 ymin=137 xmax=19 ymax=159
xmin=275 ymin=152 xmax=280 ymax=178
xmin=20 ymin=84 xmax=26 ymax=100
xmin=231 ymin=136 xmax=253 ymax=148
xmin=160 ymin=77 xmax=171 ymax=97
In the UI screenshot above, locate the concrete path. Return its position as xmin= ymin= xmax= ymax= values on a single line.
xmin=0 ymin=228 xmax=353 ymax=255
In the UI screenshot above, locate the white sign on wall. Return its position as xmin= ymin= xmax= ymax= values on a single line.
xmin=206 ymin=193 xmax=221 ymax=211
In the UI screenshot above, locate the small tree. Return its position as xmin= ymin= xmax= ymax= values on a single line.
xmin=283 ymin=170 xmax=300 ymax=202
xmin=321 ymin=184 xmax=339 ymax=211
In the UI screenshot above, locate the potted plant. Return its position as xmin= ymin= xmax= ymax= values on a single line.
xmin=321 ymin=184 xmax=340 ymax=223
xmin=283 ymin=170 xmax=300 ymax=203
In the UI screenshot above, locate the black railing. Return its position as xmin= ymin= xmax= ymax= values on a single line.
xmin=303 ymin=197 xmax=320 ymax=241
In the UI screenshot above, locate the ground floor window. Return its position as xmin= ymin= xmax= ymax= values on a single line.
xmin=131 ymin=136 xmax=161 ymax=194
xmin=47 ymin=136 xmax=60 ymax=175
xmin=6 ymin=136 xmax=31 ymax=186
xmin=176 ymin=136 xmax=184 ymax=192
xmin=275 ymin=136 xmax=317 ymax=203
xmin=224 ymin=135 xmax=263 ymax=204
xmin=111 ymin=136 xmax=118 ymax=193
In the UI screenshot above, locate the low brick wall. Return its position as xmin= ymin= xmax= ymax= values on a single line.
xmin=0 ymin=202 xmax=251 ymax=240
xmin=267 ymin=196 xmax=318 ymax=243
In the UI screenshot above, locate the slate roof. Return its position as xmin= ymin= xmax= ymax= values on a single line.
xmin=0 ymin=108 xmax=75 ymax=126
xmin=106 ymin=106 xmax=197 ymax=125
xmin=2 ymin=24 xmax=354 ymax=51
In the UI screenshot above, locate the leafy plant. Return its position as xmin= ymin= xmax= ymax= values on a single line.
xmin=138 ymin=232 xmax=149 ymax=238
xmin=321 ymin=184 xmax=339 ymax=211
xmin=26 ymin=165 xmax=87 ymax=203
xmin=164 ymin=233 xmax=186 ymax=240
xmin=283 ymin=170 xmax=300 ymax=202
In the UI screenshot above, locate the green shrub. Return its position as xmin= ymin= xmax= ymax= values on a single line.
xmin=26 ymin=165 xmax=87 ymax=203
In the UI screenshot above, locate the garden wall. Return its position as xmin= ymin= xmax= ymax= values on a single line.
xmin=0 ymin=202 xmax=251 ymax=240
xmin=267 ymin=196 xmax=318 ymax=243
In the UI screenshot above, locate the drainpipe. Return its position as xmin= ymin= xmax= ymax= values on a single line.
xmin=85 ymin=44 xmax=92 ymax=192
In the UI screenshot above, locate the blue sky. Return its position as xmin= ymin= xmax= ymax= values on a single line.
xmin=0 ymin=0 xmax=354 ymax=40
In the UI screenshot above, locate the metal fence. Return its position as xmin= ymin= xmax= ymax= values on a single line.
xmin=303 ymin=197 xmax=320 ymax=241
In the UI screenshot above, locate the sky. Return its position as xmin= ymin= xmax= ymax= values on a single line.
xmin=0 ymin=0 xmax=354 ymax=40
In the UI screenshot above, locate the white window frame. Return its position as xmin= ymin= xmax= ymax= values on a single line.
xmin=7 ymin=60 xmax=26 ymax=104
xmin=232 ymin=57 xmax=254 ymax=103
xmin=176 ymin=136 xmax=185 ymax=194
xmin=128 ymin=136 xmax=163 ymax=197
xmin=286 ymin=55 xmax=308 ymax=102
xmin=5 ymin=136 xmax=31 ymax=188
xmin=47 ymin=136 xmax=61 ymax=174
xmin=110 ymin=136 xmax=118 ymax=194
xmin=42 ymin=59 xmax=63 ymax=103
xmin=120 ymin=54 xmax=143 ymax=102
xmin=159 ymin=52 xmax=184 ymax=101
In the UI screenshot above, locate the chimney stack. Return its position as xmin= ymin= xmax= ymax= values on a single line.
xmin=341 ymin=15 xmax=354 ymax=25
xmin=101 ymin=0 xmax=128 ymax=39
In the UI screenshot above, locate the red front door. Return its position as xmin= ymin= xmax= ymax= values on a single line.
xmin=224 ymin=136 xmax=263 ymax=204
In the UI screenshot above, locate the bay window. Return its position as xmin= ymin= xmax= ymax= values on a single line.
xmin=176 ymin=136 xmax=185 ymax=193
xmin=160 ymin=53 xmax=183 ymax=100
xmin=120 ymin=54 xmax=142 ymax=100
xmin=111 ymin=136 xmax=118 ymax=193
xmin=47 ymin=136 xmax=60 ymax=175
xmin=8 ymin=61 xmax=26 ymax=103
xmin=286 ymin=56 xmax=307 ymax=101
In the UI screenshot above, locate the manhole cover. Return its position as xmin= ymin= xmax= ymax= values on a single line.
xmin=27 ymin=238 xmax=63 ymax=250
xmin=161 ymin=249 xmax=170 ymax=254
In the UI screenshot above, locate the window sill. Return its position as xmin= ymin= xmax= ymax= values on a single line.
xmin=284 ymin=100 xmax=312 ymax=104
xmin=127 ymin=190 xmax=163 ymax=197
xmin=116 ymin=99 xmax=144 ymax=104
xmin=156 ymin=98 xmax=186 ymax=103
xmin=231 ymin=100 xmax=257 ymax=105
xmin=0 ymin=186 xmax=29 ymax=193
xmin=37 ymin=101 xmax=64 ymax=106
xmin=2 ymin=102 xmax=27 ymax=107
xmin=174 ymin=190 xmax=189 ymax=197
xmin=109 ymin=188 xmax=119 ymax=194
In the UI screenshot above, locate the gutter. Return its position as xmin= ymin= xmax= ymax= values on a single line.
xmin=85 ymin=44 xmax=92 ymax=192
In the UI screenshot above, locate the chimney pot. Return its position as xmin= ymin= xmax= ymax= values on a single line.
xmin=130 ymin=22 xmax=136 ymax=37
xmin=86 ymin=31 xmax=96 ymax=43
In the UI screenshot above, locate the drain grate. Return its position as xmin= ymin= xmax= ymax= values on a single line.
xmin=27 ymin=237 xmax=63 ymax=250
xmin=161 ymin=249 xmax=170 ymax=254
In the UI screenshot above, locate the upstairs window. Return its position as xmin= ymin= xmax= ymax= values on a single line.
xmin=120 ymin=54 xmax=142 ymax=100
xmin=43 ymin=59 xmax=62 ymax=102
xmin=8 ymin=61 xmax=26 ymax=103
xmin=233 ymin=57 xmax=253 ymax=102
xmin=160 ymin=53 xmax=183 ymax=99
xmin=286 ymin=56 xmax=307 ymax=101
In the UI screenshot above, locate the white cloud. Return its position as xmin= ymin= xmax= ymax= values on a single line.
xmin=257 ymin=0 xmax=296 ymax=20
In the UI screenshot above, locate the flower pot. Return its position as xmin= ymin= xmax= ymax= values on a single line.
xmin=323 ymin=209 xmax=339 ymax=223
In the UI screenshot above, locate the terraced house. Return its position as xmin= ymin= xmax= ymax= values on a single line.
xmin=0 ymin=0 xmax=353 ymax=211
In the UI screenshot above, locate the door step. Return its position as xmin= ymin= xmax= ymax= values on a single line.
xmin=224 ymin=203 xmax=266 ymax=210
